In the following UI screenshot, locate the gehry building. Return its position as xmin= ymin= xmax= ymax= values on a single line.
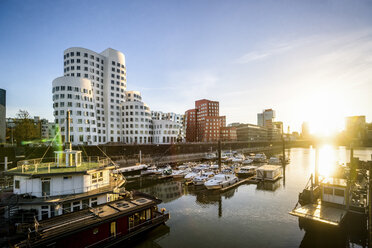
xmin=52 ymin=47 xmax=181 ymax=145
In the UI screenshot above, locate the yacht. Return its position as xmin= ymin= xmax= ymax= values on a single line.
xmin=253 ymin=153 xmax=267 ymax=163
xmin=236 ymin=166 xmax=257 ymax=177
xmin=204 ymin=174 xmax=238 ymax=190
xmin=193 ymin=171 xmax=215 ymax=185
xmin=242 ymin=158 xmax=253 ymax=165
xmin=268 ymin=156 xmax=281 ymax=165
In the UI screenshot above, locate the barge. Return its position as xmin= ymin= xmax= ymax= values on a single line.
xmin=14 ymin=191 xmax=169 ymax=247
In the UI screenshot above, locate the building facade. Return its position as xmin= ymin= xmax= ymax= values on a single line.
xmin=185 ymin=99 xmax=226 ymax=142
xmin=53 ymin=47 xmax=126 ymax=145
xmin=236 ymin=124 xmax=268 ymax=142
xmin=0 ymin=89 xmax=5 ymax=144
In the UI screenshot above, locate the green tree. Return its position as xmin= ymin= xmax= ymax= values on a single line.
xmin=13 ymin=110 xmax=39 ymax=145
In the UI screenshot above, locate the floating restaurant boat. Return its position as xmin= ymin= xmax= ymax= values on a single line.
xmin=256 ymin=165 xmax=282 ymax=181
xmin=14 ymin=192 xmax=169 ymax=248
xmin=1 ymin=111 xmax=125 ymax=223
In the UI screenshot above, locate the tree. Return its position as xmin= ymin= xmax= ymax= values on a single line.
xmin=13 ymin=110 xmax=39 ymax=145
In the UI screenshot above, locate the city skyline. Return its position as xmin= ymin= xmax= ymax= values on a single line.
xmin=1 ymin=0 xmax=371 ymax=134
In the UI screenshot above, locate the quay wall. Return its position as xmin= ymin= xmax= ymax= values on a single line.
xmin=0 ymin=140 xmax=313 ymax=169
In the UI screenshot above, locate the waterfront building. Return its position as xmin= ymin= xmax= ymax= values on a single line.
xmin=185 ymin=99 xmax=226 ymax=142
xmin=220 ymin=126 xmax=237 ymax=141
xmin=345 ymin=116 xmax=366 ymax=140
xmin=257 ymin=109 xmax=275 ymax=127
xmin=0 ymin=89 xmax=5 ymax=144
xmin=236 ymin=123 xmax=268 ymax=142
xmin=120 ymin=91 xmax=152 ymax=144
xmin=52 ymin=47 xmax=127 ymax=145
xmin=301 ymin=122 xmax=310 ymax=138
xmin=152 ymin=119 xmax=181 ymax=144
xmin=151 ymin=110 xmax=185 ymax=140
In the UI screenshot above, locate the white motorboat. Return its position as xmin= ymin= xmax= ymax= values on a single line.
xmin=242 ymin=158 xmax=253 ymax=165
xmin=204 ymin=173 xmax=239 ymax=190
xmin=253 ymin=153 xmax=267 ymax=163
xmin=236 ymin=165 xmax=257 ymax=177
xmin=141 ymin=165 xmax=158 ymax=176
xmin=204 ymin=153 xmax=217 ymax=160
xmin=193 ymin=171 xmax=215 ymax=185
xmin=171 ymin=169 xmax=190 ymax=179
xmin=184 ymin=168 xmax=202 ymax=181
xmin=268 ymin=156 xmax=281 ymax=165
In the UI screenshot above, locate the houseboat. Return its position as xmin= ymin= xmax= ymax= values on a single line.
xmin=14 ymin=191 xmax=169 ymax=248
xmin=256 ymin=165 xmax=282 ymax=181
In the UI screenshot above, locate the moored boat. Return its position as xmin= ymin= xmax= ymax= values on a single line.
xmin=204 ymin=174 xmax=238 ymax=190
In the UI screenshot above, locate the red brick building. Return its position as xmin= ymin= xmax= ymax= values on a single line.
xmin=185 ymin=99 xmax=227 ymax=142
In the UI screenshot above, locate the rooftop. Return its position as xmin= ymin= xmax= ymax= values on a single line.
xmin=6 ymin=159 xmax=115 ymax=177
xmin=321 ymin=178 xmax=348 ymax=187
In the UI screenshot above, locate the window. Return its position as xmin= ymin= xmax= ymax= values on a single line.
xmin=324 ymin=187 xmax=333 ymax=195
xmin=15 ymin=180 xmax=20 ymax=189
xmin=334 ymin=189 xmax=345 ymax=197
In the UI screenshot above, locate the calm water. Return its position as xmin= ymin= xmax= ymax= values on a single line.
xmin=125 ymin=146 xmax=372 ymax=248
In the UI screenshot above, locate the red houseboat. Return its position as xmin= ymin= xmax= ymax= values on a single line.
xmin=14 ymin=191 xmax=169 ymax=247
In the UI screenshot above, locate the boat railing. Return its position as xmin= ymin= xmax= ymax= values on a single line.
xmin=14 ymin=156 xmax=114 ymax=173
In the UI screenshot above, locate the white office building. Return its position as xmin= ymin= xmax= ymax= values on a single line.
xmin=153 ymin=119 xmax=181 ymax=144
xmin=120 ymin=91 xmax=153 ymax=144
xmin=52 ymin=47 xmax=126 ymax=145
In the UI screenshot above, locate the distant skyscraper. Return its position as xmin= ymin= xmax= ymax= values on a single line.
xmin=257 ymin=109 xmax=275 ymax=127
xmin=0 ymin=89 xmax=5 ymax=144
xmin=301 ymin=122 xmax=310 ymax=138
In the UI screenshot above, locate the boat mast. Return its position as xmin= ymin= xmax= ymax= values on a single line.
xmin=65 ymin=110 xmax=72 ymax=151
xmin=218 ymin=139 xmax=221 ymax=173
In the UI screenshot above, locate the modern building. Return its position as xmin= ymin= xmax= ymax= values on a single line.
xmin=0 ymin=89 xmax=5 ymax=144
xmin=257 ymin=109 xmax=275 ymax=127
xmin=220 ymin=126 xmax=237 ymax=141
xmin=120 ymin=91 xmax=153 ymax=144
xmin=185 ymin=99 xmax=226 ymax=142
xmin=301 ymin=122 xmax=310 ymax=138
xmin=257 ymin=109 xmax=281 ymax=141
xmin=236 ymin=123 xmax=268 ymax=142
xmin=345 ymin=116 xmax=366 ymax=140
xmin=151 ymin=110 xmax=185 ymax=141
xmin=52 ymin=47 xmax=127 ymax=145
xmin=152 ymin=119 xmax=181 ymax=144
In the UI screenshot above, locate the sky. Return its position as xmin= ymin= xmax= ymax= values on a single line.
xmin=0 ymin=0 xmax=371 ymax=134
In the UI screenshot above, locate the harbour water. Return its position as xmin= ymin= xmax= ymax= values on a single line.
xmin=125 ymin=146 xmax=372 ymax=248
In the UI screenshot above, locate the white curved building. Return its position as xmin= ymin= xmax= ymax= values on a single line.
xmin=53 ymin=47 xmax=127 ymax=144
xmin=52 ymin=76 xmax=98 ymax=144
xmin=120 ymin=91 xmax=153 ymax=144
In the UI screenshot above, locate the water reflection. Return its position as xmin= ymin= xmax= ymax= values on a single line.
xmin=124 ymin=147 xmax=372 ymax=248
xmin=256 ymin=180 xmax=282 ymax=191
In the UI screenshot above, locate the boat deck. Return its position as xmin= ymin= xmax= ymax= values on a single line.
xmin=218 ymin=177 xmax=253 ymax=192
xmin=289 ymin=203 xmax=348 ymax=226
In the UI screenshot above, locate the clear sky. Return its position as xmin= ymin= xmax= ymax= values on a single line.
xmin=0 ymin=0 xmax=371 ymax=134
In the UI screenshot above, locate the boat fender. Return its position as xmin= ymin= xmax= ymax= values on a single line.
xmin=161 ymin=208 xmax=166 ymax=213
